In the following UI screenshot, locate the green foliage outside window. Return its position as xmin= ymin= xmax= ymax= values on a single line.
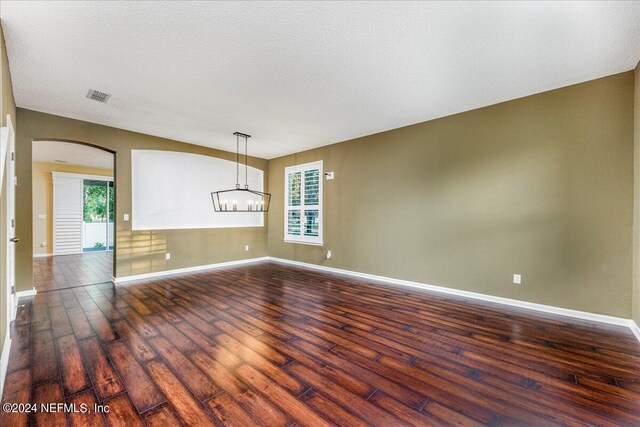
xmin=83 ymin=182 xmax=114 ymax=222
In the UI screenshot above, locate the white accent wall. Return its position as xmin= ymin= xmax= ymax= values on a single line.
xmin=131 ymin=150 xmax=264 ymax=230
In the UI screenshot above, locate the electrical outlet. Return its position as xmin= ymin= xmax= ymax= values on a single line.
xmin=325 ymin=171 xmax=334 ymax=180
xmin=165 ymin=253 xmax=171 ymax=260
xmin=124 ymin=214 xmax=130 ymax=221
xmin=245 ymin=245 xmax=249 ymax=251
xmin=513 ymin=274 xmax=521 ymax=284
xmin=326 ymin=250 xmax=332 ymax=259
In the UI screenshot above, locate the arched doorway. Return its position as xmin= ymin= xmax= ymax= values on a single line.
xmin=31 ymin=140 xmax=116 ymax=291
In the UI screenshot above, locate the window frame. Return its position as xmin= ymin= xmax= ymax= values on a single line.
xmin=284 ymin=160 xmax=323 ymax=246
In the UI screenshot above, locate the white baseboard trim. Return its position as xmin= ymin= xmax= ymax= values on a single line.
xmin=16 ymin=288 xmax=37 ymax=299
xmin=33 ymin=253 xmax=52 ymax=258
xmin=0 ymin=333 xmax=11 ymax=402
xmin=113 ymin=257 xmax=269 ymax=283
xmin=268 ymin=257 xmax=640 ymax=339
xmin=631 ymin=321 xmax=640 ymax=342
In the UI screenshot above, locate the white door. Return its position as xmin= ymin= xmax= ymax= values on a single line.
xmin=2 ymin=116 xmax=17 ymax=320
xmin=53 ymin=174 xmax=84 ymax=255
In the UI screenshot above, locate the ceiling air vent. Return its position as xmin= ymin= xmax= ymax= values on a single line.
xmin=86 ymin=89 xmax=111 ymax=103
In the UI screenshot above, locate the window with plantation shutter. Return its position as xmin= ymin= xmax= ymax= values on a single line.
xmin=284 ymin=161 xmax=323 ymax=245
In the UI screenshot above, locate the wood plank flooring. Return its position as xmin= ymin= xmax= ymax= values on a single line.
xmin=33 ymin=252 xmax=113 ymax=292
xmin=3 ymin=261 xmax=640 ymax=426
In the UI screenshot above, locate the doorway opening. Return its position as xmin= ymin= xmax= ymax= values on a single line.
xmin=32 ymin=140 xmax=115 ymax=292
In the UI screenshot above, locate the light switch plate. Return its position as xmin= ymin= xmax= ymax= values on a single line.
xmin=513 ymin=274 xmax=522 ymax=284
xmin=124 ymin=214 xmax=129 ymax=221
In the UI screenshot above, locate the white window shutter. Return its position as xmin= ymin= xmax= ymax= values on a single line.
xmin=53 ymin=175 xmax=84 ymax=255
xmin=284 ymin=161 xmax=323 ymax=245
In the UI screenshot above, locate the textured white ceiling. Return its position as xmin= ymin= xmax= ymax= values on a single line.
xmin=32 ymin=140 xmax=114 ymax=170
xmin=2 ymin=1 xmax=640 ymax=159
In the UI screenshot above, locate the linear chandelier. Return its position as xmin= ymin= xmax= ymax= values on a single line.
xmin=211 ymin=132 xmax=271 ymax=212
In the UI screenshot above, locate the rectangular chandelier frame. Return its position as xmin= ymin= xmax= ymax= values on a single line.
xmin=211 ymin=188 xmax=271 ymax=212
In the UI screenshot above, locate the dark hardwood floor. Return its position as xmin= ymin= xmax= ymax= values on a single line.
xmin=33 ymin=252 xmax=113 ymax=292
xmin=3 ymin=261 xmax=640 ymax=426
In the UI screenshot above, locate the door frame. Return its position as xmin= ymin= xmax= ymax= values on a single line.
xmin=3 ymin=115 xmax=17 ymax=321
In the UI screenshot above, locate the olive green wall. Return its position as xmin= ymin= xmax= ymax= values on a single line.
xmin=269 ymin=72 xmax=634 ymax=318
xmin=0 ymin=22 xmax=16 ymax=356
xmin=15 ymin=109 xmax=269 ymax=291
xmin=634 ymin=61 xmax=640 ymax=326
